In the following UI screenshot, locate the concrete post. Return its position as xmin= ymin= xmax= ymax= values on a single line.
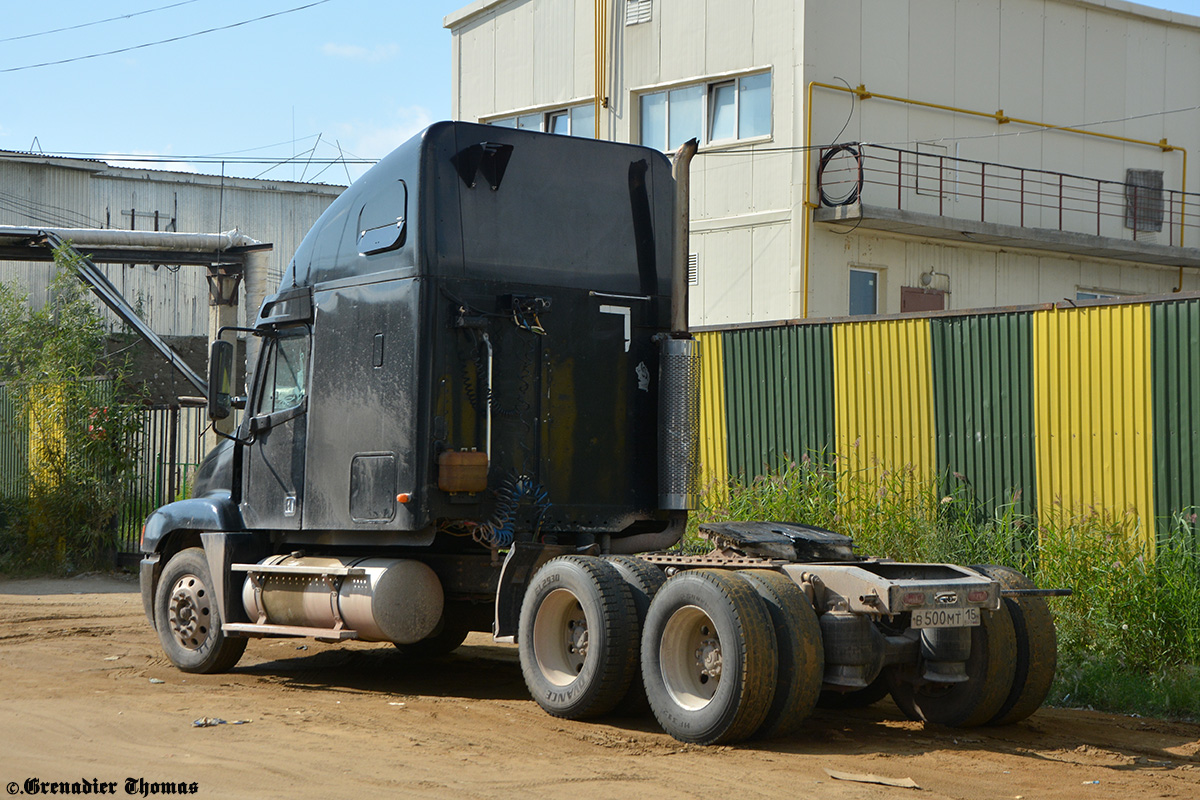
xmin=242 ymin=249 xmax=272 ymax=396
xmin=205 ymin=264 xmax=242 ymax=452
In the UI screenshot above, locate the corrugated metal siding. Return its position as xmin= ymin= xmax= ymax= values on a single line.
xmin=833 ymin=319 xmax=936 ymax=485
xmin=696 ymin=331 xmax=729 ymax=499
xmin=1033 ymin=305 xmax=1155 ymax=546
xmin=1152 ymin=299 xmax=1200 ymax=544
xmin=721 ymin=324 xmax=833 ymax=482
xmin=931 ymin=314 xmax=1036 ymax=518
xmin=0 ymin=159 xmax=341 ymax=337
xmin=0 ymin=385 xmax=29 ymax=497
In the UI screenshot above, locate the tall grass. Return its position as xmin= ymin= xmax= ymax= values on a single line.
xmin=691 ymin=459 xmax=1200 ymax=720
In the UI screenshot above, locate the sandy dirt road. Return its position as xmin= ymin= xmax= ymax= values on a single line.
xmin=2 ymin=575 xmax=1199 ymax=800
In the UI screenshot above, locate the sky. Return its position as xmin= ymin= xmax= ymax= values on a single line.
xmin=2 ymin=0 xmax=1200 ymax=185
xmin=0 ymin=0 xmax=464 ymax=183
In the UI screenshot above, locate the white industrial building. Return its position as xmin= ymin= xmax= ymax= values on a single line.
xmin=0 ymin=151 xmax=343 ymax=335
xmin=446 ymin=0 xmax=1200 ymax=325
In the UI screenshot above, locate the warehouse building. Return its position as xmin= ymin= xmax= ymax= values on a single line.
xmin=446 ymin=0 xmax=1200 ymax=325
xmin=0 ymin=150 xmax=343 ymax=336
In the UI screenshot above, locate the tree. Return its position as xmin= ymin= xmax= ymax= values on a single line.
xmin=0 ymin=245 xmax=143 ymax=571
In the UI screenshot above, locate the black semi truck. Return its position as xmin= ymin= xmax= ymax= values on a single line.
xmin=139 ymin=122 xmax=1057 ymax=745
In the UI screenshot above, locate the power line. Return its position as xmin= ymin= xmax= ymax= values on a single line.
xmin=0 ymin=0 xmax=338 ymax=74
xmin=0 ymin=0 xmax=203 ymax=44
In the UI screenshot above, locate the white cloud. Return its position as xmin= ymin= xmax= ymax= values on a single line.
xmin=321 ymin=42 xmax=399 ymax=63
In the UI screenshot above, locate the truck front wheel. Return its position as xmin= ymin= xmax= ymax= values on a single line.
xmin=518 ymin=556 xmax=638 ymax=719
xmin=154 ymin=547 xmax=247 ymax=674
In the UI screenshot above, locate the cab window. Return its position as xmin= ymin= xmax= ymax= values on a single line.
xmin=257 ymin=334 xmax=309 ymax=415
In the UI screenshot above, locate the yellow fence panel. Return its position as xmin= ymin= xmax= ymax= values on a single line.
xmin=696 ymin=331 xmax=729 ymax=502
xmin=833 ymin=319 xmax=936 ymax=489
xmin=1033 ymin=305 xmax=1155 ymax=547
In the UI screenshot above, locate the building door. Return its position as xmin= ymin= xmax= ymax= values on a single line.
xmin=901 ymin=286 xmax=946 ymax=313
xmin=241 ymin=328 xmax=310 ymax=530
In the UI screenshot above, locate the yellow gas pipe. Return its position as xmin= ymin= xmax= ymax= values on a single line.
xmin=594 ymin=0 xmax=607 ymax=139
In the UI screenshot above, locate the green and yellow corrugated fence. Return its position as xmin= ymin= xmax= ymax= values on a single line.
xmin=696 ymin=292 xmax=1200 ymax=551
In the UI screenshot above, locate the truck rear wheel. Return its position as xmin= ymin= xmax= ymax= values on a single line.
xmin=603 ymin=555 xmax=667 ymax=716
xmin=518 ymin=556 xmax=638 ymax=719
xmin=641 ymin=570 xmax=778 ymax=745
xmin=887 ymin=602 xmax=1017 ymax=727
xmin=971 ymin=564 xmax=1057 ymax=725
xmin=154 ymin=547 xmax=247 ymax=674
xmin=735 ymin=570 xmax=823 ymax=739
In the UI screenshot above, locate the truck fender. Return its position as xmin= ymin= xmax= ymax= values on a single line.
xmin=138 ymin=493 xmax=246 ymax=628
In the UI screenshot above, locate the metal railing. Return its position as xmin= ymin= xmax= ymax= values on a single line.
xmin=816 ymin=143 xmax=1200 ymax=249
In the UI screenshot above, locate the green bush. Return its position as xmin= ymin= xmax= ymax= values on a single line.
xmin=690 ymin=458 xmax=1200 ymax=720
xmin=0 ymin=247 xmax=143 ymax=573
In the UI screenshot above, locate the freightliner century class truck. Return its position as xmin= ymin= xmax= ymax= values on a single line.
xmin=139 ymin=122 xmax=1058 ymax=745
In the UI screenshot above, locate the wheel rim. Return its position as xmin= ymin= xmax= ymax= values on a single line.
xmin=167 ymin=573 xmax=213 ymax=651
xmin=532 ymin=588 xmax=589 ymax=686
xmin=660 ymin=604 xmax=722 ymax=710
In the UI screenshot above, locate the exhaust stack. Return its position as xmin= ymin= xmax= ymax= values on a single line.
xmin=657 ymin=139 xmax=701 ymax=511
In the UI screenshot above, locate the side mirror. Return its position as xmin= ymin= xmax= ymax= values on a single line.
xmin=207 ymin=340 xmax=234 ymax=422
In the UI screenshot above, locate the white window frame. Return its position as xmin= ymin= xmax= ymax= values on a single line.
xmin=486 ymin=103 xmax=595 ymax=138
xmin=637 ymin=70 xmax=772 ymax=153
xmin=849 ymin=266 xmax=882 ymax=316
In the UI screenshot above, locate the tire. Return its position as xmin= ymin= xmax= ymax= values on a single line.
xmin=971 ymin=564 xmax=1058 ymax=725
xmin=603 ymin=555 xmax=667 ymax=716
xmin=641 ymin=570 xmax=778 ymax=745
xmin=393 ymin=618 xmax=471 ymax=658
xmin=887 ymin=602 xmax=1017 ymax=727
xmin=818 ymin=675 xmax=892 ymax=709
xmin=154 ymin=547 xmax=247 ymax=674
xmin=735 ymin=570 xmax=824 ymax=740
xmin=518 ymin=556 xmax=639 ymax=719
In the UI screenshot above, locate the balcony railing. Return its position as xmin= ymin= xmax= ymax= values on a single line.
xmin=816 ymin=143 xmax=1200 ymax=250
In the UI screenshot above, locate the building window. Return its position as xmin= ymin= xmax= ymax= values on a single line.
xmin=626 ymin=0 xmax=652 ymax=26
xmin=1076 ymin=288 xmax=1127 ymax=301
xmin=488 ymin=104 xmax=595 ymax=138
xmin=638 ymin=72 xmax=771 ymax=151
xmin=1125 ymin=169 xmax=1163 ymax=232
xmin=849 ymin=268 xmax=879 ymax=316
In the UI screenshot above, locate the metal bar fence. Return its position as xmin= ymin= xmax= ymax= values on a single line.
xmin=0 ymin=388 xmax=212 ymax=558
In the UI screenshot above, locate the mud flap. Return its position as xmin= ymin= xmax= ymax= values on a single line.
xmin=492 ymin=541 xmax=598 ymax=642
xmin=199 ymin=532 xmax=269 ymax=630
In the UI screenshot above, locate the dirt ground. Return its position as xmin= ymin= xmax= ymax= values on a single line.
xmin=2 ymin=575 xmax=1200 ymax=800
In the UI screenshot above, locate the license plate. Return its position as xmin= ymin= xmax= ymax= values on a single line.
xmin=911 ymin=607 xmax=981 ymax=628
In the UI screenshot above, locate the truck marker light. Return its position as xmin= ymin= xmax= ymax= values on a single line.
xmin=902 ymin=592 xmax=926 ymax=606
xmin=967 ymin=590 xmax=988 ymax=603
xmin=396 ymin=493 xmax=411 ymax=503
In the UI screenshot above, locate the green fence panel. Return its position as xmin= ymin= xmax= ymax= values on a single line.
xmin=931 ymin=313 xmax=1036 ymax=519
xmin=1152 ymin=299 xmax=1200 ymax=546
xmin=721 ymin=324 xmax=834 ymax=482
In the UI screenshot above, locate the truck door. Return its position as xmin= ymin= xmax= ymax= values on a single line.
xmin=241 ymin=327 xmax=310 ymax=530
